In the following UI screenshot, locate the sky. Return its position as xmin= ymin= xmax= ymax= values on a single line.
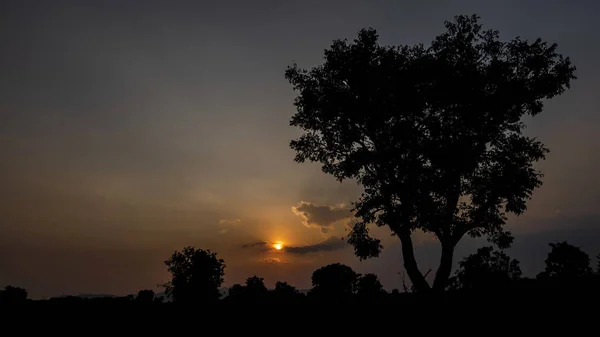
xmin=1 ymin=0 xmax=599 ymax=299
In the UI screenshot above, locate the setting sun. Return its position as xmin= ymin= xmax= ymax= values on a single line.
xmin=273 ymin=242 xmax=283 ymax=251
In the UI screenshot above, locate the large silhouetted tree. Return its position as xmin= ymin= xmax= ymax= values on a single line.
xmin=284 ymin=14 xmax=576 ymax=292
xmin=448 ymin=246 xmax=521 ymax=291
xmin=163 ymin=246 xmax=225 ymax=303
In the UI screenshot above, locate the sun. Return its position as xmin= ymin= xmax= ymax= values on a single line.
xmin=273 ymin=242 xmax=283 ymax=251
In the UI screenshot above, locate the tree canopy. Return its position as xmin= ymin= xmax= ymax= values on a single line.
xmin=448 ymin=246 xmax=522 ymax=291
xmin=310 ymin=263 xmax=359 ymax=299
xmin=285 ymin=14 xmax=576 ymax=292
xmin=356 ymin=273 xmax=387 ymax=300
xmin=0 ymin=286 xmax=28 ymax=304
xmin=537 ymin=241 xmax=593 ymax=284
xmin=163 ymin=246 xmax=225 ymax=303
xmin=135 ymin=289 xmax=155 ymax=303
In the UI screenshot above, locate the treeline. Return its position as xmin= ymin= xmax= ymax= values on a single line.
xmin=2 ymin=240 xmax=600 ymax=305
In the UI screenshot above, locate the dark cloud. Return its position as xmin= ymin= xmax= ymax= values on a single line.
xmin=285 ymin=236 xmax=349 ymax=254
xmin=292 ymin=201 xmax=353 ymax=233
xmin=241 ymin=241 xmax=268 ymax=249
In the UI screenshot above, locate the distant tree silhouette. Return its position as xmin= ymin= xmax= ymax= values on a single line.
xmin=537 ymin=241 xmax=593 ymax=287
xmin=135 ymin=289 xmax=155 ymax=304
xmin=284 ymin=14 xmax=576 ymax=293
xmin=225 ymin=284 xmax=246 ymax=302
xmin=356 ymin=273 xmax=386 ymax=301
xmin=596 ymin=253 xmax=600 ymax=274
xmin=310 ymin=263 xmax=359 ymax=301
xmin=273 ymin=281 xmax=299 ymax=294
xmin=0 ymin=285 xmax=28 ymax=304
xmin=448 ymin=246 xmax=521 ymax=291
xmin=271 ymin=281 xmax=303 ymax=303
xmin=244 ymin=275 xmax=268 ymax=302
xmin=163 ymin=246 xmax=225 ymax=303
xmin=245 ymin=276 xmax=267 ymax=292
xmin=223 ymin=276 xmax=269 ymax=303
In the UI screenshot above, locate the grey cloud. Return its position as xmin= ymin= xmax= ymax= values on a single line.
xmin=241 ymin=241 xmax=268 ymax=249
xmin=285 ymin=236 xmax=349 ymax=254
xmin=292 ymin=201 xmax=353 ymax=233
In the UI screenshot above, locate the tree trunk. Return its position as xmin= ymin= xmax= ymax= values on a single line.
xmin=432 ymin=241 xmax=455 ymax=292
xmin=397 ymin=229 xmax=431 ymax=292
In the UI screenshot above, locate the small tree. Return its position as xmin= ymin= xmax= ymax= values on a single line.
xmin=356 ymin=273 xmax=386 ymax=300
xmin=163 ymin=246 xmax=225 ymax=303
xmin=244 ymin=275 xmax=268 ymax=302
xmin=448 ymin=246 xmax=521 ymax=291
xmin=245 ymin=276 xmax=268 ymax=292
xmin=274 ymin=281 xmax=300 ymax=295
xmin=272 ymin=281 xmax=303 ymax=302
xmin=285 ymin=14 xmax=576 ymax=292
xmin=135 ymin=289 xmax=155 ymax=303
xmin=310 ymin=263 xmax=359 ymax=300
xmin=271 ymin=281 xmax=305 ymax=303
xmin=0 ymin=286 xmax=28 ymax=304
xmin=225 ymin=284 xmax=246 ymax=302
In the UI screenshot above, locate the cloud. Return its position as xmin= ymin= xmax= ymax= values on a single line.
xmin=292 ymin=201 xmax=353 ymax=233
xmin=285 ymin=236 xmax=348 ymax=254
xmin=261 ymin=257 xmax=281 ymax=264
xmin=241 ymin=241 xmax=268 ymax=249
xmin=219 ymin=219 xmax=241 ymax=226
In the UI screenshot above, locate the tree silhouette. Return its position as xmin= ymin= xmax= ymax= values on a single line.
xmin=245 ymin=276 xmax=267 ymax=292
xmin=310 ymin=263 xmax=359 ymax=301
xmin=537 ymin=241 xmax=593 ymax=287
xmin=284 ymin=14 xmax=576 ymax=292
xmin=0 ymin=285 xmax=28 ymax=304
xmin=448 ymin=246 xmax=521 ymax=291
xmin=356 ymin=273 xmax=386 ymax=301
xmin=244 ymin=275 xmax=268 ymax=302
xmin=163 ymin=246 xmax=225 ymax=303
xmin=272 ymin=281 xmax=303 ymax=303
xmin=135 ymin=289 xmax=155 ymax=304
xmin=225 ymin=284 xmax=246 ymax=302
xmin=274 ymin=281 xmax=299 ymax=294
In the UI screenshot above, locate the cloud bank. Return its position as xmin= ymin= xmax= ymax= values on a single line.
xmin=285 ymin=236 xmax=348 ymax=254
xmin=292 ymin=201 xmax=353 ymax=233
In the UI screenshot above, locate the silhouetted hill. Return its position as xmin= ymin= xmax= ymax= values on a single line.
xmin=76 ymin=293 xmax=117 ymax=299
xmin=61 ymin=288 xmax=311 ymax=301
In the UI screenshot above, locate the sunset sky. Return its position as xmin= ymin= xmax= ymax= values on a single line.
xmin=1 ymin=0 xmax=599 ymax=299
